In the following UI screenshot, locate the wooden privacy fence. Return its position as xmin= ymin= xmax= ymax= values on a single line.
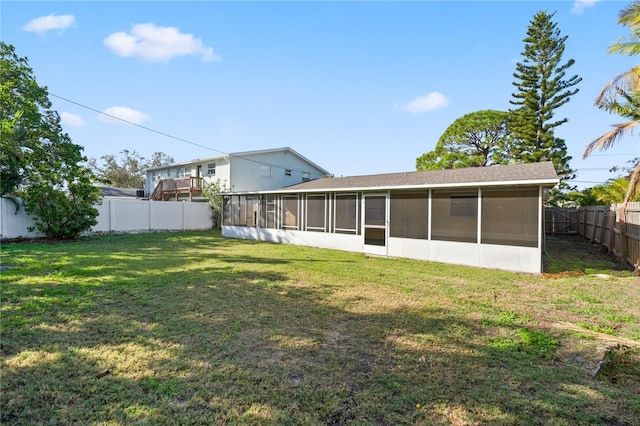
xmin=545 ymin=208 xmax=579 ymax=235
xmin=546 ymin=202 xmax=640 ymax=270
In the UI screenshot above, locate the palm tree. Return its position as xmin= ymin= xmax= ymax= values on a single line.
xmin=584 ymin=1 xmax=640 ymax=202
xmin=566 ymin=187 xmax=601 ymax=206
xmin=592 ymin=177 xmax=639 ymax=204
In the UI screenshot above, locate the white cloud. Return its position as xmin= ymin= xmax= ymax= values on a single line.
xmin=571 ymin=0 xmax=599 ymax=14
xmin=103 ymin=23 xmax=219 ymax=62
xmin=60 ymin=112 xmax=84 ymax=127
xmin=22 ymin=14 xmax=75 ymax=34
xmin=396 ymin=92 xmax=449 ymax=113
xmin=99 ymin=107 xmax=149 ymax=125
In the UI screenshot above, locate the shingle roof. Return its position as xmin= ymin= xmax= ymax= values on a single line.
xmin=277 ymin=161 xmax=559 ymax=192
xmin=101 ymin=187 xmax=142 ymax=197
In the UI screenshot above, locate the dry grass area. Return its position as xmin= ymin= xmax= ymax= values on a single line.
xmin=1 ymin=231 xmax=639 ymax=425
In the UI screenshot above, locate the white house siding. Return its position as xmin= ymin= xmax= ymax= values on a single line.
xmin=145 ymin=148 xmax=328 ymax=196
xmin=229 ymin=151 xmax=326 ymax=192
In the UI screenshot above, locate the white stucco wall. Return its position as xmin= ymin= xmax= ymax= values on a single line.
xmin=222 ymin=226 xmax=363 ymax=253
xmin=222 ymin=226 xmax=543 ymax=274
xmin=387 ymin=238 xmax=542 ymax=274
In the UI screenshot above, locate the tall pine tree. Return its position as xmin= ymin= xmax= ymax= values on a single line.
xmin=509 ymin=11 xmax=581 ymax=202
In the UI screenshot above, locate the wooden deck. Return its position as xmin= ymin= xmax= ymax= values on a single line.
xmin=149 ymin=177 xmax=204 ymax=201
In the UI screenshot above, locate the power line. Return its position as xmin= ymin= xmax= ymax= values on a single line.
xmin=589 ymin=153 xmax=637 ymax=157
xmin=51 ymin=93 xmax=226 ymax=155
xmin=49 ymin=93 xmax=324 ymax=175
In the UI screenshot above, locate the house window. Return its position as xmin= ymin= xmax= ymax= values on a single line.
xmin=177 ymin=167 xmax=191 ymax=177
xmin=285 ymin=169 xmax=292 ymax=177
xmin=260 ymin=165 xmax=272 ymax=177
xmin=431 ymin=190 xmax=478 ymax=243
xmin=450 ymin=195 xmax=477 ymax=217
xmin=481 ymin=188 xmax=539 ymax=247
xmin=390 ymin=191 xmax=428 ymax=239
xmin=302 ymin=172 xmax=310 ymax=182
xmin=334 ymin=193 xmax=358 ymax=234
xmin=207 ymin=163 xmax=216 ymax=176
xmin=306 ymin=194 xmax=326 ymax=232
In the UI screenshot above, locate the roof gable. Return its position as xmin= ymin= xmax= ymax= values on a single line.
xmin=145 ymin=147 xmax=329 ymax=175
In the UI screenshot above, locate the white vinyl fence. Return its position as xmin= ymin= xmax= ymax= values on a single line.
xmin=0 ymin=197 xmax=213 ymax=240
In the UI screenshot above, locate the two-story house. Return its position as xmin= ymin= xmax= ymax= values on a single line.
xmin=145 ymin=147 xmax=330 ymax=201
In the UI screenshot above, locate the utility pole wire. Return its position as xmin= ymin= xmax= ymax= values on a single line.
xmin=49 ymin=93 xmax=320 ymax=174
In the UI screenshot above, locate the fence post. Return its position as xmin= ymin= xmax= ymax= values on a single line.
xmin=577 ymin=207 xmax=584 ymax=237
xmin=619 ymin=203 xmax=628 ymax=266
xmin=608 ymin=204 xmax=616 ymax=254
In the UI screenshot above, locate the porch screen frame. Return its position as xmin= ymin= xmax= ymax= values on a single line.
xmin=389 ymin=191 xmax=429 ymax=239
xmin=260 ymin=194 xmax=277 ymax=229
xmin=431 ymin=189 xmax=479 ymax=243
xmin=305 ymin=193 xmax=327 ymax=232
xmin=222 ymin=195 xmax=232 ymax=226
xmin=333 ymin=193 xmax=359 ymax=235
xmin=281 ymin=194 xmax=299 ymax=230
xmin=364 ymin=193 xmax=387 ymax=246
xmin=481 ymin=187 xmax=540 ymax=247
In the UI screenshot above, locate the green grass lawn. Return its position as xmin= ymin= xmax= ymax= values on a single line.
xmin=1 ymin=231 xmax=639 ymax=425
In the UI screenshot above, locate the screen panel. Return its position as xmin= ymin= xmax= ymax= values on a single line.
xmin=334 ymin=194 xmax=358 ymax=234
xmin=481 ymin=188 xmax=539 ymax=247
xmin=306 ymin=194 xmax=326 ymax=231
xmin=390 ymin=192 xmax=428 ymax=239
xmin=431 ymin=190 xmax=478 ymax=243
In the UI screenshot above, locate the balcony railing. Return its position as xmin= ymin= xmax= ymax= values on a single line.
xmin=150 ymin=177 xmax=204 ymax=201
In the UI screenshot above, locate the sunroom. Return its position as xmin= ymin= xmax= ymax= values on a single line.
xmin=221 ymin=162 xmax=559 ymax=273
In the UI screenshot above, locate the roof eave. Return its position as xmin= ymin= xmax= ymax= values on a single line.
xmin=224 ymin=178 xmax=560 ymax=195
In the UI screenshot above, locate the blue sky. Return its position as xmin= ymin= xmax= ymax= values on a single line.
xmin=3 ymin=1 xmax=638 ymax=188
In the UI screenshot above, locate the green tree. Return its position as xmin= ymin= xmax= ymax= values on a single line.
xmin=591 ymin=177 xmax=638 ymax=204
xmin=509 ymin=11 xmax=581 ymax=189
xmin=568 ymin=178 xmax=639 ymax=206
xmin=565 ymin=187 xmax=601 ymax=207
xmin=88 ymin=150 xmax=174 ymax=188
xmin=202 ymin=179 xmax=232 ymax=230
xmin=1 ymin=43 xmax=46 ymax=195
xmin=416 ymin=110 xmax=512 ymax=170
xmin=148 ymin=152 xmax=175 ymax=169
xmin=1 ymin=42 xmax=101 ymax=239
xmin=584 ymin=1 xmax=640 ymax=202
